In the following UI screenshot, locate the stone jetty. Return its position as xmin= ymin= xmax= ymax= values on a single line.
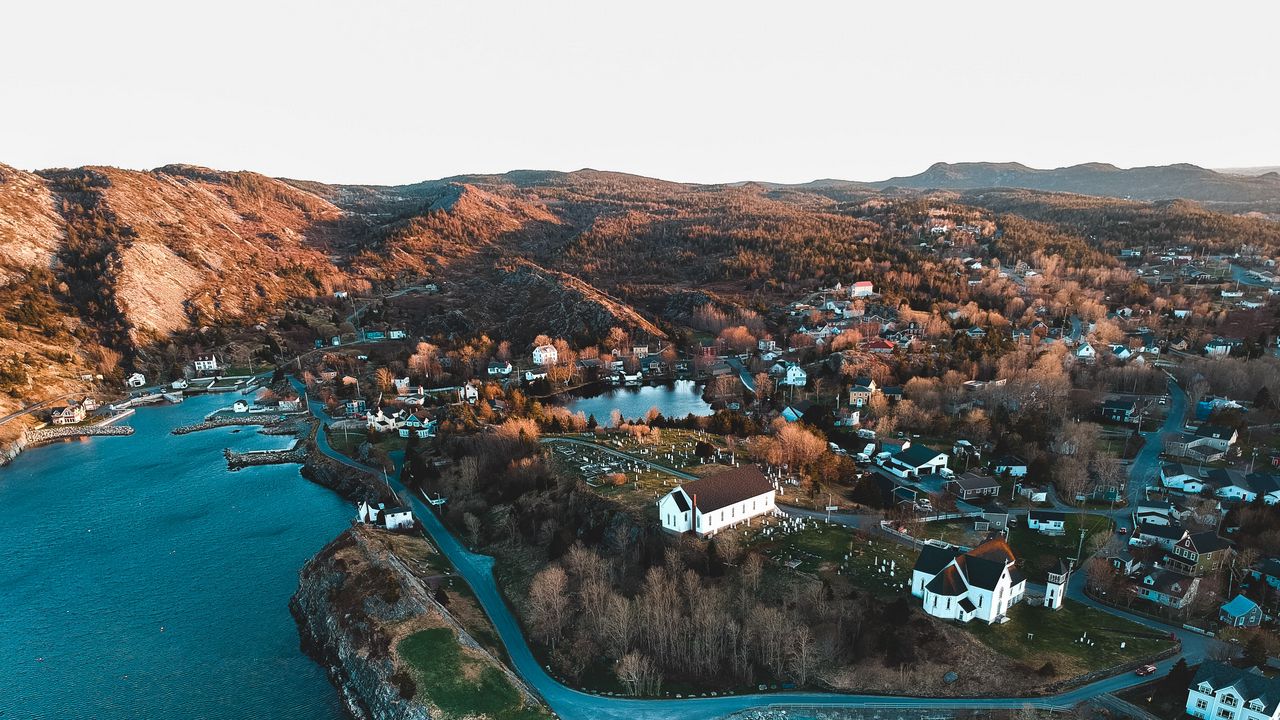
xmin=172 ymin=415 xmax=290 ymax=435
xmin=224 ymin=446 xmax=308 ymax=469
xmin=25 ymin=424 xmax=135 ymax=446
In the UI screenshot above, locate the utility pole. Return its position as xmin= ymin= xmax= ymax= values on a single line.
xmin=1075 ymin=527 xmax=1087 ymax=564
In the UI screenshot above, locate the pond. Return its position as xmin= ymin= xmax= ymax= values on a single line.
xmin=561 ymin=380 xmax=713 ymax=425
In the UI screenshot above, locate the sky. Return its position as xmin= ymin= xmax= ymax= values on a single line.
xmin=2 ymin=0 xmax=1277 ymax=185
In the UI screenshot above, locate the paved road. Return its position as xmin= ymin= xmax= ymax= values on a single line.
xmin=289 ymin=376 xmax=1213 ymax=719
xmin=1124 ymin=376 xmax=1187 ymax=512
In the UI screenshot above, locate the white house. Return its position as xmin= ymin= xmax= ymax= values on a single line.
xmin=458 ymin=384 xmax=479 ymax=404
xmin=532 ymin=344 xmax=559 ymax=366
xmin=850 ymin=281 xmax=875 ymax=297
xmin=193 ymin=354 xmax=220 ymax=375
xmin=524 ymin=369 xmax=548 ymax=382
xmin=882 ymin=443 xmax=949 ymax=478
xmin=488 ymin=359 xmax=513 ymax=376
xmin=126 ymin=372 xmax=147 ymax=388
xmin=1133 ymin=521 xmax=1189 ymax=551
xmin=383 ymin=506 xmax=414 ymax=530
xmin=776 ymin=362 xmax=808 ymax=387
xmin=1214 ymin=472 xmax=1280 ymax=505
xmin=50 ymin=404 xmax=87 ymax=425
xmin=366 ymin=408 xmax=402 ymax=433
xmin=1161 ymin=463 xmax=1203 ymax=492
xmin=357 ymin=500 xmax=382 ymax=524
xmin=1075 ymin=343 xmax=1097 ymax=362
xmin=911 ymin=539 xmax=1026 ymax=624
xmin=1027 ymin=510 xmax=1067 ymax=535
xmin=992 ymin=455 xmax=1028 ymax=477
xmin=232 ymin=399 xmax=250 ymax=413
xmin=658 ymin=465 xmax=775 ymax=537
xmin=171 ymin=378 xmax=190 ymax=390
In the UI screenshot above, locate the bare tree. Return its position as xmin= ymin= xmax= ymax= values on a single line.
xmin=615 ymin=652 xmax=663 ymax=696
xmin=528 ymin=566 xmax=570 ymax=649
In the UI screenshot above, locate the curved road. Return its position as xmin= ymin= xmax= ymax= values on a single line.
xmin=291 ymin=378 xmax=1204 ymax=719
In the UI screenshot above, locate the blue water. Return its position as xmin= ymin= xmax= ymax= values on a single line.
xmin=561 ymin=380 xmax=713 ymax=425
xmin=0 ymin=393 xmax=349 ymax=720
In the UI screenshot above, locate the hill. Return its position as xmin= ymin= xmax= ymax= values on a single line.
xmin=869 ymin=161 xmax=1280 ymax=209
xmin=2 ymin=159 xmax=1280 ymax=443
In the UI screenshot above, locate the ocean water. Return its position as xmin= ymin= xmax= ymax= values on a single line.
xmin=0 ymin=393 xmax=349 ymax=720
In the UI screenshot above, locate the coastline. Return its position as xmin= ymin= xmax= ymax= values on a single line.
xmin=0 ymin=409 xmax=138 ymax=467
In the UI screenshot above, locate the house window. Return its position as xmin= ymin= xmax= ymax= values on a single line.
xmin=1248 ymin=702 xmax=1263 ymax=712
xmin=1196 ymin=700 xmax=1209 ymax=710
xmin=1221 ymin=696 xmax=1238 ymax=708
xmin=1216 ymin=709 xmax=1233 ymax=720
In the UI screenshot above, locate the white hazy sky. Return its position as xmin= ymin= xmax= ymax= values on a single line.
xmin=2 ymin=1 xmax=1277 ymax=185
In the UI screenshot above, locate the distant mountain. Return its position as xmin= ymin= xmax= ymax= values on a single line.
xmin=1216 ymin=166 xmax=1280 ymax=177
xmin=867 ymin=161 xmax=1280 ymax=207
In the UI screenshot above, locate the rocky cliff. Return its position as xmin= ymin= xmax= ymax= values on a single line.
xmin=291 ymin=524 xmax=543 ymax=720
xmin=300 ymin=447 xmax=391 ymax=503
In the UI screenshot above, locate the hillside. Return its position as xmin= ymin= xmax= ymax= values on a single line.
xmin=2 ymin=159 xmax=1280 ymax=441
xmin=868 ymin=161 xmax=1280 ymax=210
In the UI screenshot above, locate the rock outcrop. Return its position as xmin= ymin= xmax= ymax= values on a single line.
xmin=291 ymin=525 xmax=541 ymax=720
xmin=299 ymin=448 xmax=389 ymax=503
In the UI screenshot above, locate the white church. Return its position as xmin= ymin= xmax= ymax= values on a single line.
xmin=911 ymin=538 xmax=1028 ymax=623
xmin=658 ymin=465 xmax=776 ymax=537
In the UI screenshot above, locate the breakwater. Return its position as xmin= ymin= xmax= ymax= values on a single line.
xmin=225 ymin=446 xmax=308 ymax=469
xmin=19 ymin=424 xmax=135 ymax=453
xmin=173 ymin=415 xmax=291 ymax=435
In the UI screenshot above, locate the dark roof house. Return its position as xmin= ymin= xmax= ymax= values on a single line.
xmin=679 ymin=465 xmax=774 ymax=513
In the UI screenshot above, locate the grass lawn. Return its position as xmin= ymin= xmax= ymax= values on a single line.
xmin=915 ymin=517 xmax=991 ymax=547
xmin=325 ymin=427 xmax=367 ymax=457
xmin=1008 ymin=513 xmax=1114 ymax=579
xmin=964 ymin=600 xmax=1175 ymax=678
xmin=325 ymin=428 xmax=406 ymax=461
xmin=398 ymin=628 xmax=549 ymax=720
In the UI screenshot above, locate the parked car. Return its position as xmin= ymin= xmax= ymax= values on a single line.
xmin=1117 ymin=527 xmax=1129 ymax=535
xmin=1136 ymin=664 xmax=1157 ymax=676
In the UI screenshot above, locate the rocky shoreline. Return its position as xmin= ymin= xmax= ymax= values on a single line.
xmin=291 ymin=524 xmax=542 ymax=720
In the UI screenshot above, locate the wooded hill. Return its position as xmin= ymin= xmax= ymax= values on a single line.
xmin=1 ymin=160 xmax=1278 ymax=435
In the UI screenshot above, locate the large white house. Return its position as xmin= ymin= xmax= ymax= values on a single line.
xmin=1186 ymin=662 xmax=1280 ymax=720
xmin=532 ymin=344 xmax=559 ymax=366
xmin=775 ymin=362 xmax=808 ymax=387
xmin=193 ymin=354 xmax=220 ymax=375
xmin=658 ymin=465 xmax=775 ymax=537
xmin=881 ymin=443 xmax=949 ymax=478
xmin=911 ymin=539 xmax=1026 ymax=624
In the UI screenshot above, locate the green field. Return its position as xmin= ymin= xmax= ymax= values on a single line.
xmin=964 ymin=600 xmax=1173 ymax=677
xmin=398 ymin=628 xmax=548 ymax=720
xmin=1008 ymin=513 xmax=1113 ymax=579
